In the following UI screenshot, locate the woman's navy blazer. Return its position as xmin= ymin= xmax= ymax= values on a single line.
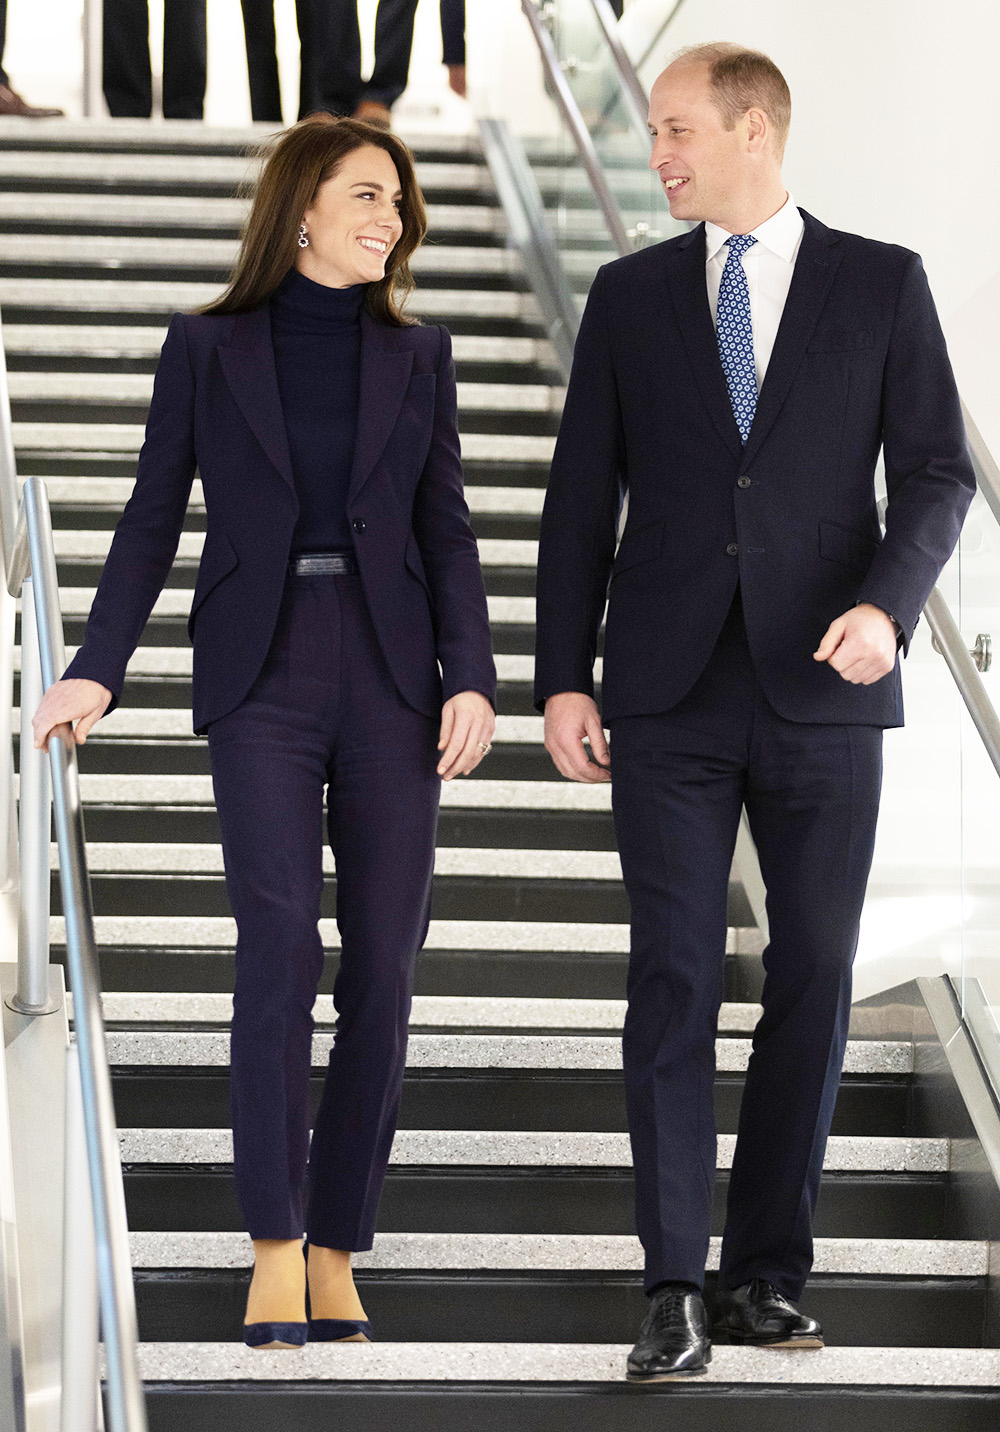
xmin=64 ymin=302 xmax=497 ymax=734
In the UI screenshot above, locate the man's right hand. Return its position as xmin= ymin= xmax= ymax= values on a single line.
xmin=32 ymin=678 xmax=112 ymax=754
xmin=543 ymin=692 xmax=611 ymax=783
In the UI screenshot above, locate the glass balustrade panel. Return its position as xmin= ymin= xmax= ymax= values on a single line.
xmin=855 ymin=474 xmax=965 ymax=1006
xmin=953 ymin=488 xmax=1000 ymax=1086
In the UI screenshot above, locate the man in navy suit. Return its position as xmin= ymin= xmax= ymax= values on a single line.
xmin=534 ymin=43 xmax=975 ymax=1380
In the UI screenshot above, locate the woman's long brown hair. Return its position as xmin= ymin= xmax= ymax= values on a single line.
xmin=197 ymin=115 xmax=428 ymax=326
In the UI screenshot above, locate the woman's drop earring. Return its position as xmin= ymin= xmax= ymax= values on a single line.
xmin=298 ymin=223 xmax=309 ymax=249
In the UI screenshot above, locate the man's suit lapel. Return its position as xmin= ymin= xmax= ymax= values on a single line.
xmin=739 ymin=211 xmax=843 ymax=469
xmin=664 ymin=225 xmax=743 ymax=460
xmin=348 ymin=309 xmax=414 ymax=503
xmin=217 ymin=306 xmax=296 ymax=495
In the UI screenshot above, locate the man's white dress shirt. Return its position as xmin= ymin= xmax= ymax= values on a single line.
xmin=705 ymin=193 xmax=805 ymax=388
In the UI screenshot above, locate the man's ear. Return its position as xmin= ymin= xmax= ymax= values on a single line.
xmin=745 ymin=107 xmax=769 ymax=152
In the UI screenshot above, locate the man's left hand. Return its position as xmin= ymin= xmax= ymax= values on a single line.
xmin=814 ymin=604 xmax=898 ymax=685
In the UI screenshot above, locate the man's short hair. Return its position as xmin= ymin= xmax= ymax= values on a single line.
xmin=671 ymin=42 xmax=791 ymax=156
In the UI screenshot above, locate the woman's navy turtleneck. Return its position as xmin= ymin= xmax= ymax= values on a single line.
xmin=269 ymin=266 xmax=364 ymax=554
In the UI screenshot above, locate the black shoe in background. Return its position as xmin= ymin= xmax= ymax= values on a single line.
xmin=626 ymin=1282 xmax=712 ymax=1382
xmin=714 ymin=1277 xmax=824 ymax=1348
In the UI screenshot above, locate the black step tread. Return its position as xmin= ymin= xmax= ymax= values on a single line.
xmin=122 ymin=1168 xmax=953 ymax=1238
xmin=131 ymin=1269 xmax=989 ymax=1349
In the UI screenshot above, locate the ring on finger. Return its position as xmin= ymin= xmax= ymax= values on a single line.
xmin=477 ymin=741 xmax=492 ymax=754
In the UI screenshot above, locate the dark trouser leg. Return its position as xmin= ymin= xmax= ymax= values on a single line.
xmin=306 ymin=576 xmax=440 ymax=1250
xmin=206 ymin=585 xmax=336 ymax=1239
xmin=162 ymin=0 xmax=206 ymax=118
xmin=295 ymin=0 xmax=360 ymax=117
xmin=363 ymin=0 xmax=419 ymax=109
xmin=610 ymin=633 xmax=752 ymax=1292
xmin=0 ymin=0 xmax=8 ymax=87
xmin=719 ymin=708 xmax=882 ymax=1300
xmin=440 ymin=0 xmax=464 ymax=66
xmin=103 ymin=0 xmax=152 ymax=117
xmin=239 ymin=0 xmax=282 ymax=122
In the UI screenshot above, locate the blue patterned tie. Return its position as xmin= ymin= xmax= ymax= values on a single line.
xmin=716 ymin=233 xmax=758 ymax=443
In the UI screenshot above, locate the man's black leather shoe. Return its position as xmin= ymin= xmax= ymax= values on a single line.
xmin=714 ymin=1278 xmax=824 ymax=1348
xmin=626 ymin=1283 xmax=712 ymax=1382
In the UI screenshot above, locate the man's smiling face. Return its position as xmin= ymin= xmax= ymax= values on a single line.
xmin=647 ymin=61 xmax=755 ymax=227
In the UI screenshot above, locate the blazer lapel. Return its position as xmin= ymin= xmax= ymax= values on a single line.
xmin=739 ymin=211 xmax=843 ymax=469
xmin=664 ymin=225 xmax=743 ymax=460
xmin=348 ymin=309 xmax=415 ymax=503
xmin=216 ymin=306 xmax=295 ymax=495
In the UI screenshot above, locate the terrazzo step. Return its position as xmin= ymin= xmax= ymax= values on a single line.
xmin=110 ymin=1067 xmax=911 ymax=1138
xmin=0 ymin=236 xmax=526 ymax=277
xmin=0 ymin=278 xmax=542 ymax=322
xmin=12 ymin=422 xmax=556 ymax=464
xmin=122 ymin=1167 xmax=955 ymax=1238
xmin=7 ymin=372 xmax=565 ymax=414
xmin=129 ymin=1230 xmax=989 ymax=1276
xmin=0 ymin=235 xmax=614 ymax=282
xmin=104 ymin=1032 xmax=910 ymax=1077
xmin=48 ymin=775 xmax=610 ymax=810
xmin=47 ymin=739 xmax=552 ymax=778
xmin=0 ymin=152 xmax=496 ymax=195
xmin=0 ymin=195 xmax=507 ymax=237
xmin=23 ymin=478 xmax=547 ymax=514
xmin=118 ymin=1130 xmax=948 ymax=1172
xmin=131 ymin=1269 xmax=988 ymax=1350
xmin=0 ymin=119 xmax=482 ymax=155
xmin=26 ymin=710 xmax=545 ymax=742
xmin=115 ymin=1352 xmax=1000 ymax=1432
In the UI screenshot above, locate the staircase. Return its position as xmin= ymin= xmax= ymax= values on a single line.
xmin=2 ymin=118 xmax=998 ymax=1430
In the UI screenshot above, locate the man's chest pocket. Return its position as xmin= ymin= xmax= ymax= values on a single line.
xmin=807 ymin=328 xmax=874 ymax=353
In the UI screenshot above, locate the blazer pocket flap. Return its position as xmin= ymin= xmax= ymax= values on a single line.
xmin=819 ymin=519 xmax=879 ymax=571
xmin=807 ymin=327 xmax=874 ymax=352
xmin=404 ymin=536 xmax=431 ymax=590
xmin=191 ymin=533 xmax=239 ymax=615
xmin=613 ymin=520 xmax=663 ymax=576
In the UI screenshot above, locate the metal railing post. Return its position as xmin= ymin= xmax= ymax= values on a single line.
xmin=61 ymin=1044 xmax=103 ymax=1432
xmin=82 ymin=0 xmax=104 ymax=119
xmin=12 ymin=583 xmax=57 ymax=1016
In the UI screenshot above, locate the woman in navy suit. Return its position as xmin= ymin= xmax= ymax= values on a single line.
xmin=32 ymin=116 xmax=497 ymax=1348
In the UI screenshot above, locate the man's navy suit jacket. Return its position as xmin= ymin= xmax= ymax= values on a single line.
xmin=64 ymin=301 xmax=497 ymax=734
xmin=534 ymin=210 xmax=976 ymax=728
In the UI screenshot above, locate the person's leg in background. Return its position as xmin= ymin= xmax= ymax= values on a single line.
xmin=162 ymin=0 xmax=206 ymax=119
xmin=239 ymin=0 xmax=282 ymax=123
xmin=103 ymin=0 xmax=153 ymax=117
xmin=355 ymin=0 xmax=418 ymax=128
xmin=0 ymin=0 xmax=64 ymax=114
xmin=440 ymin=0 xmax=465 ymax=96
xmin=296 ymin=0 xmax=361 ymax=119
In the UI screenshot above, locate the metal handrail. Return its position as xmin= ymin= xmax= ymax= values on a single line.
xmin=521 ymin=0 xmax=631 ymax=256
xmin=0 ymin=315 xmax=146 ymax=1428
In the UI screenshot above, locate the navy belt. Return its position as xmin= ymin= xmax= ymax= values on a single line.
xmin=288 ymin=550 xmax=358 ymax=576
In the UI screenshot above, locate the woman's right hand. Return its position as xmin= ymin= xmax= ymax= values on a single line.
xmin=32 ymin=678 xmax=112 ymax=753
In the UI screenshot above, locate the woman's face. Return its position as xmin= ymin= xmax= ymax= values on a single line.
xmin=298 ymin=144 xmax=406 ymax=288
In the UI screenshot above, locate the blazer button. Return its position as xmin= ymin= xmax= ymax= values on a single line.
xmin=726 ymin=543 xmax=739 ymax=556
xmin=737 ymin=476 xmax=751 ymax=489
xmin=353 ymin=518 xmax=367 ymax=533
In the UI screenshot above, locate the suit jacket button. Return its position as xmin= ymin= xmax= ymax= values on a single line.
xmin=737 ymin=476 xmax=751 ymax=488
xmin=726 ymin=542 xmax=739 ymax=556
xmin=353 ymin=518 xmax=367 ymax=533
